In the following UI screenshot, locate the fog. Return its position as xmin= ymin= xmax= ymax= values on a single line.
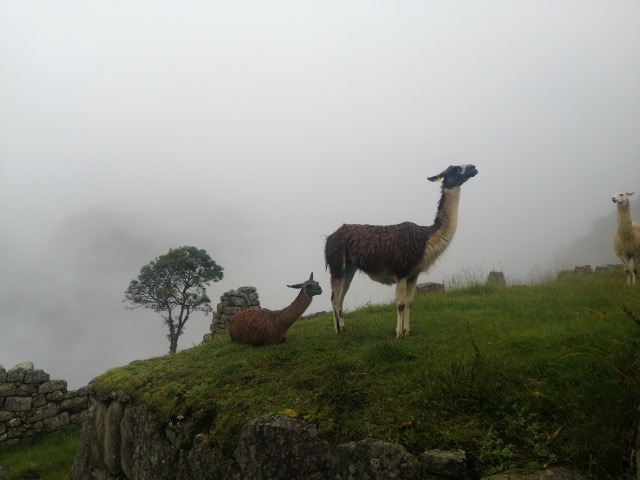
xmin=1 ymin=1 xmax=639 ymax=388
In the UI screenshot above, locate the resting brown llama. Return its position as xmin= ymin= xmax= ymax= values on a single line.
xmin=612 ymin=192 xmax=640 ymax=285
xmin=228 ymin=273 xmax=322 ymax=346
xmin=325 ymin=164 xmax=478 ymax=338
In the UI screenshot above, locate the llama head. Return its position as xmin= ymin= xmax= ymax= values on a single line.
xmin=612 ymin=192 xmax=635 ymax=205
xmin=428 ymin=164 xmax=478 ymax=189
xmin=288 ymin=272 xmax=323 ymax=298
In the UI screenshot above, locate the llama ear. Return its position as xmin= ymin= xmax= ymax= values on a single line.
xmin=287 ymin=282 xmax=303 ymax=289
xmin=309 ymin=272 xmax=314 ymax=280
xmin=627 ymin=192 xmax=635 ymax=196
xmin=428 ymin=166 xmax=451 ymax=182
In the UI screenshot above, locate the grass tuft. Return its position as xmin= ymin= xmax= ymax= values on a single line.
xmin=0 ymin=426 xmax=80 ymax=480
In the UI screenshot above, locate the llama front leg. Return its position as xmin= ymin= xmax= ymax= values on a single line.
xmin=402 ymin=276 xmax=419 ymax=337
xmin=622 ymin=257 xmax=634 ymax=286
xmin=395 ymin=278 xmax=408 ymax=339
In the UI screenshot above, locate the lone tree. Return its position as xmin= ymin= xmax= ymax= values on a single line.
xmin=124 ymin=246 xmax=224 ymax=354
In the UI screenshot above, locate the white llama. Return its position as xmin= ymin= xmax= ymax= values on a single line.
xmin=612 ymin=192 xmax=640 ymax=285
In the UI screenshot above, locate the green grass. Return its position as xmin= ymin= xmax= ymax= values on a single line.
xmin=0 ymin=426 xmax=80 ymax=480
xmin=12 ymin=269 xmax=640 ymax=479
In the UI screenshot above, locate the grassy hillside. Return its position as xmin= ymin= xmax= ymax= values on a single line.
xmin=92 ymin=269 xmax=640 ymax=478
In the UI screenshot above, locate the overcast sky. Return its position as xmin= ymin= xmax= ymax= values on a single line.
xmin=1 ymin=0 xmax=639 ymax=388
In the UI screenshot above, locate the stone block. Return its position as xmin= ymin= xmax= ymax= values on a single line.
xmin=7 ymin=417 xmax=21 ymax=428
xmin=6 ymin=368 xmax=27 ymax=383
xmin=44 ymin=412 xmax=69 ymax=431
xmin=422 ymin=449 xmax=469 ymax=479
xmin=46 ymin=390 xmax=65 ymax=401
xmin=0 ymin=383 xmax=16 ymax=397
xmin=0 ymin=411 xmax=13 ymax=422
xmin=0 ymin=365 xmax=5 ymax=382
xmin=225 ymin=306 xmax=245 ymax=315
xmin=32 ymin=394 xmax=47 ymax=408
xmin=236 ymin=414 xmax=333 ymax=480
xmin=70 ymin=410 xmax=90 ymax=425
xmin=25 ymin=402 xmax=58 ymax=423
xmin=228 ymin=295 xmax=249 ymax=307
xmin=38 ymin=380 xmax=67 ymax=394
xmin=416 ymin=282 xmax=446 ymax=294
xmin=104 ymin=401 xmax=125 ymax=473
xmin=61 ymin=396 xmax=88 ymax=412
xmin=65 ymin=390 xmax=79 ymax=399
xmin=16 ymin=384 xmax=38 ymax=396
xmin=6 ymin=425 xmax=27 ymax=439
xmin=4 ymin=396 xmax=32 ymax=412
xmin=24 ymin=369 xmax=51 ymax=384
xmin=329 ymin=439 xmax=421 ymax=480
xmin=14 ymin=361 xmax=34 ymax=371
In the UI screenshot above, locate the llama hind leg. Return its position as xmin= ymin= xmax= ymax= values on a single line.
xmin=331 ymin=266 xmax=356 ymax=334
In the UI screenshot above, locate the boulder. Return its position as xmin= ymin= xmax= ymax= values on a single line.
xmin=416 ymin=282 xmax=445 ymax=294
xmin=236 ymin=414 xmax=332 ymax=479
xmin=482 ymin=467 xmax=588 ymax=479
xmin=329 ymin=439 xmax=421 ymax=479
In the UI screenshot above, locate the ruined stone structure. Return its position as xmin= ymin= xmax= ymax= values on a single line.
xmin=557 ymin=265 xmax=594 ymax=279
xmin=487 ymin=271 xmax=506 ymax=285
xmin=0 ymin=362 xmax=89 ymax=444
xmin=203 ymin=286 xmax=260 ymax=342
xmin=415 ymin=282 xmax=446 ymax=294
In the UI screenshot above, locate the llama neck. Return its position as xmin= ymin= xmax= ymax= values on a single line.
xmin=433 ymin=186 xmax=461 ymax=239
xmin=279 ymin=291 xmax=312 ymax=329
xmin=617 ymin=203 xmax=634 ymax=238
xmin=422 ymin=186 xmax=461 ymax=261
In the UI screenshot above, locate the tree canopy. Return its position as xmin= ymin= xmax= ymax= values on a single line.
xmin=124 ymin=246 xmax=224 ymax=354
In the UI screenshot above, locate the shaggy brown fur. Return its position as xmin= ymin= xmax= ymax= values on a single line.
xmin=325 ymin=164 xmax=478 ymax=338
xmin=612 ymin=192 xmax=640 ymax=286
xmin=326 ymin=222 xmax=434 ymax=282
xmin=228 ymin=273 xmax=322 ymax=346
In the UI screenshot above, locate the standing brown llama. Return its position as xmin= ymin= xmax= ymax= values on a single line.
xmin=325 ymin=164 xmax=478 ymax=338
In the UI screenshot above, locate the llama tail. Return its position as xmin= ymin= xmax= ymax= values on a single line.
xmin=325 ymin=231 xmax=349 ymax=279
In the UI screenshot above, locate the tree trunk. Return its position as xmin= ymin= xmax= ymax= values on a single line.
xmin=169 ymin=336 xmax=178 ymax=354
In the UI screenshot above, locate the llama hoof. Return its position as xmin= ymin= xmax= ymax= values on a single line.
xmin=396 ymin=330 xmax=411 ymax=339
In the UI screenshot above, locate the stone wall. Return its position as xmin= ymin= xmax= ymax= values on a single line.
xmin=71 ymin=395 xmax=472 ymax=480
xmin=555 ymin=264 xmax=626 ymax=279
xmin=0 ymin=362 xmax=89 ymax=444
xmin=203 ymin=286 xmax=260 ymax=342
